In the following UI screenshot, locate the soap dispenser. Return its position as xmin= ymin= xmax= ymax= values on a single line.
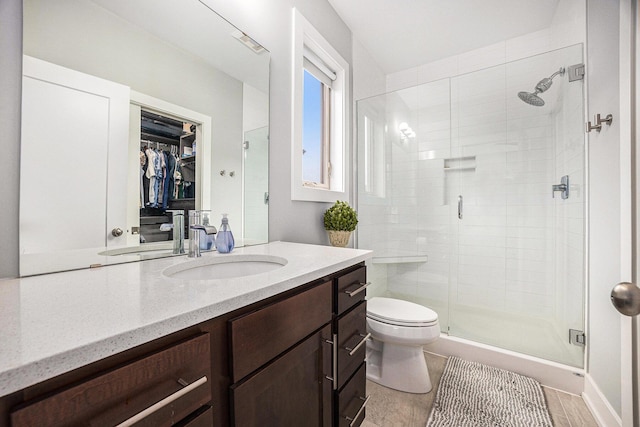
xmin=199 ymin=211 xmax=216 ymax=251
xmin=215 ymin=214 xmax=235 ymax=253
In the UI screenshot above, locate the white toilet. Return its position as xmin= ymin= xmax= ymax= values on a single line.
xmin=366 ymin=297 xmax=440 ymax=393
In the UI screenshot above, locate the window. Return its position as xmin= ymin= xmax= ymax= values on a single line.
xmin=292 ymin=9 xmax=349 ymax=202
xmin=302 ymin=69 xmax=330 ymax=187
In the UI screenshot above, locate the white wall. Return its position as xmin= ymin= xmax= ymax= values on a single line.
xmin=200 ymin=0 xmax=353 ymax=246
xmin=0 ymin=0 xmax=22 ymax=279
xmin=352 ymin=38 xmax=386 ymax=101
xmin=586 ymin=0 xmax=624 ymax=420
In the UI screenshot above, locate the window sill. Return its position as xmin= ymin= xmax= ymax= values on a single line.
xmin=291 ymin=185 xmax=346 ymax=203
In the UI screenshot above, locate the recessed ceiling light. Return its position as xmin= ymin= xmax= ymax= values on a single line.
xmin=232 ymin=29 xmax=266 ymax=54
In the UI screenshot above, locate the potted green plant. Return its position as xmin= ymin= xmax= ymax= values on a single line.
xmin=324 ymin=200 xmax=358 ymax=247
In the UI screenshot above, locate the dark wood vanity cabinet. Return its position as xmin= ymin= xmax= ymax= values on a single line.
xmin=228 ymin=263 xmax=368 ymax=427
xmin=0 ymin=262 xmax=367 ymax=427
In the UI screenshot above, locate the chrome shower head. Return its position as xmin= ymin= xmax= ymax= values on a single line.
xmin=518 ymin=90 xmax=545 ymax=106
xmin=518 ymin=67 xmax=566 ymax=107
xmin=535 ymin=77 xmax=554 ymax=93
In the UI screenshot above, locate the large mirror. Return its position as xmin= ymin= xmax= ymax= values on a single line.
xmin=20 ymin=0 xmax=270 ymax=276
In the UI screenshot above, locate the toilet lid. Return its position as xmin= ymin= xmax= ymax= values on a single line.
xmin=367 ymin=297 xmax=438 ymax=327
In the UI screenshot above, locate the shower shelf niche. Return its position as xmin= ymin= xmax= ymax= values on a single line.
xmin=444 ymin=156 xmax=476 ymax=172
xmin=372 ymin=254 xmax=428 ymax=264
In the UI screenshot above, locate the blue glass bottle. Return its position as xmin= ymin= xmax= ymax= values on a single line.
xmin=199 ymin=211 xmax=215 ymax=251
xmin=215 ymin=214 xmax=235 ymax=253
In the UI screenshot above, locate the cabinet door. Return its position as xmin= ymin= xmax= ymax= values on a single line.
xmin=231 ymin=325 xmax=332 ymax=427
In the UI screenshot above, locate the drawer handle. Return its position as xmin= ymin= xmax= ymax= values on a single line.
xmin=345 ymin=395 xmax=371 ymax=427
xmin=324 ymin=334 xmax=338 ymax=391
xmin=115 ymin=376 xmax=208 ymax=427
xmin=344 ymin=282 xmax=370 ymax=297
xmin=344 ymin=333 xmax=371 ymax=356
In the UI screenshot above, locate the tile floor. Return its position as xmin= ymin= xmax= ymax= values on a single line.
xmin=362 ymin=352 xmax=599 ymax=427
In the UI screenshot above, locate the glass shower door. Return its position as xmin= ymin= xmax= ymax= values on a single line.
xmin=448 ymin=45 xmax=585 ymax=367
xmin=357 ymin=79 xmax=453 ymax=328
xmin=243 ymin=126 xmax=269 ymax=244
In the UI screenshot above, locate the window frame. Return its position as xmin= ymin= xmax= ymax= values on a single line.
xmin=291 ymin=8 xmax=349 ymax=202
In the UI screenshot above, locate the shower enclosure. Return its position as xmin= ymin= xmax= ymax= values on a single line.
xmin=357 ymin=44 xmax=585 ymax=367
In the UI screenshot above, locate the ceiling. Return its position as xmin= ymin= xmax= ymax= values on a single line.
xmin=328 ymin=0 xmax=560 ymax=74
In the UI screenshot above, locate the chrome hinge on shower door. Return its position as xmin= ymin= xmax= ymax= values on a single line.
xmin=569 ymin=329 xmax=586 ymax=347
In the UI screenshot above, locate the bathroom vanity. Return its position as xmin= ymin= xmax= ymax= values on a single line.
xmin=0 ymin=242 xmax=371 ymax=426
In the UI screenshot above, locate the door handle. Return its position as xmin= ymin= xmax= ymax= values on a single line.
xmin=552 ymin=175 xmax=570 ymax=199
xmin=611 ymin=282 xmax=640 ymax=316
xmin=458 ymin=195 xmax=463 ymax=219
xmin=324 ymin=334 xmax=338 ymax=390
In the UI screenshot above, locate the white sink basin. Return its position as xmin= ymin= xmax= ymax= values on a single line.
xmin=163 ymin=254 xmax=287 ymax=280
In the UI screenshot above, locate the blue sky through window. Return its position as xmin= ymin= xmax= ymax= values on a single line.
xmin=302 ymin=70 xmax=322 ymax=183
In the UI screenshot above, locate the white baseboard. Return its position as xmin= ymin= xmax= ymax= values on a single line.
xmin=425 ymin=334 xmax=585 ymax=395
xmin=582 ymin=374 xmax=621 ymax=427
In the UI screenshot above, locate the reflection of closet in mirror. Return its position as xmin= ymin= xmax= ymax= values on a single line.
xmin=138 ymin=110 xmax=197 ymax=244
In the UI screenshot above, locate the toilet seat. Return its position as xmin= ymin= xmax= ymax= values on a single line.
xmin=367 ymin=297 xmax=438 ymax=327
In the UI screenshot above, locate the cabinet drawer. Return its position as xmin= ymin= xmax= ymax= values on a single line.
xmin=336 ymin=266 xmax=367 ymax=315
xmin=11 ymin=334 xmax=211 ymax=427
xmin=338 ymin=363 xmax=367 ymax=427
xmin=337 ymin=301 xmax=367 ymax=390
xmin=229 ymin=280 xmax=332 ymax=381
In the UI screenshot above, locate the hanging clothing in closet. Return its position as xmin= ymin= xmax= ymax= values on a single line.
xmin=140 ymin=151 xmax=147 ymax=208
xmin=145 ymin=147 xmax=157 ymax=207
xmin=140 ymin=142 xmax=188 ymax=210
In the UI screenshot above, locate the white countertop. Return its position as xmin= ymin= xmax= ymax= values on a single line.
xmin=0 ymin=242 xmax=372 ymax=398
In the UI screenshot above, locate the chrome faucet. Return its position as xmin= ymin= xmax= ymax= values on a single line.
xmin=188 ymin=210 xmax=203 ymax=258
xmin=163 ymin=210 xmax=185 ymax=254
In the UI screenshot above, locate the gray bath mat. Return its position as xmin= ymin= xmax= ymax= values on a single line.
xmin=426 ymin=356 xmax=553 ymax=427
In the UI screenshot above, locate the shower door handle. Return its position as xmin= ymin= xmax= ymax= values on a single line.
xmin=552 ymin=175 xmax=570 ymax=199
xmin=458 ymin=195 xmax=463 ymax=219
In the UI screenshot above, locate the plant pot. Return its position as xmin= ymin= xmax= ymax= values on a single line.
xmin=327 ymin=230 xmax=351 ymax=247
